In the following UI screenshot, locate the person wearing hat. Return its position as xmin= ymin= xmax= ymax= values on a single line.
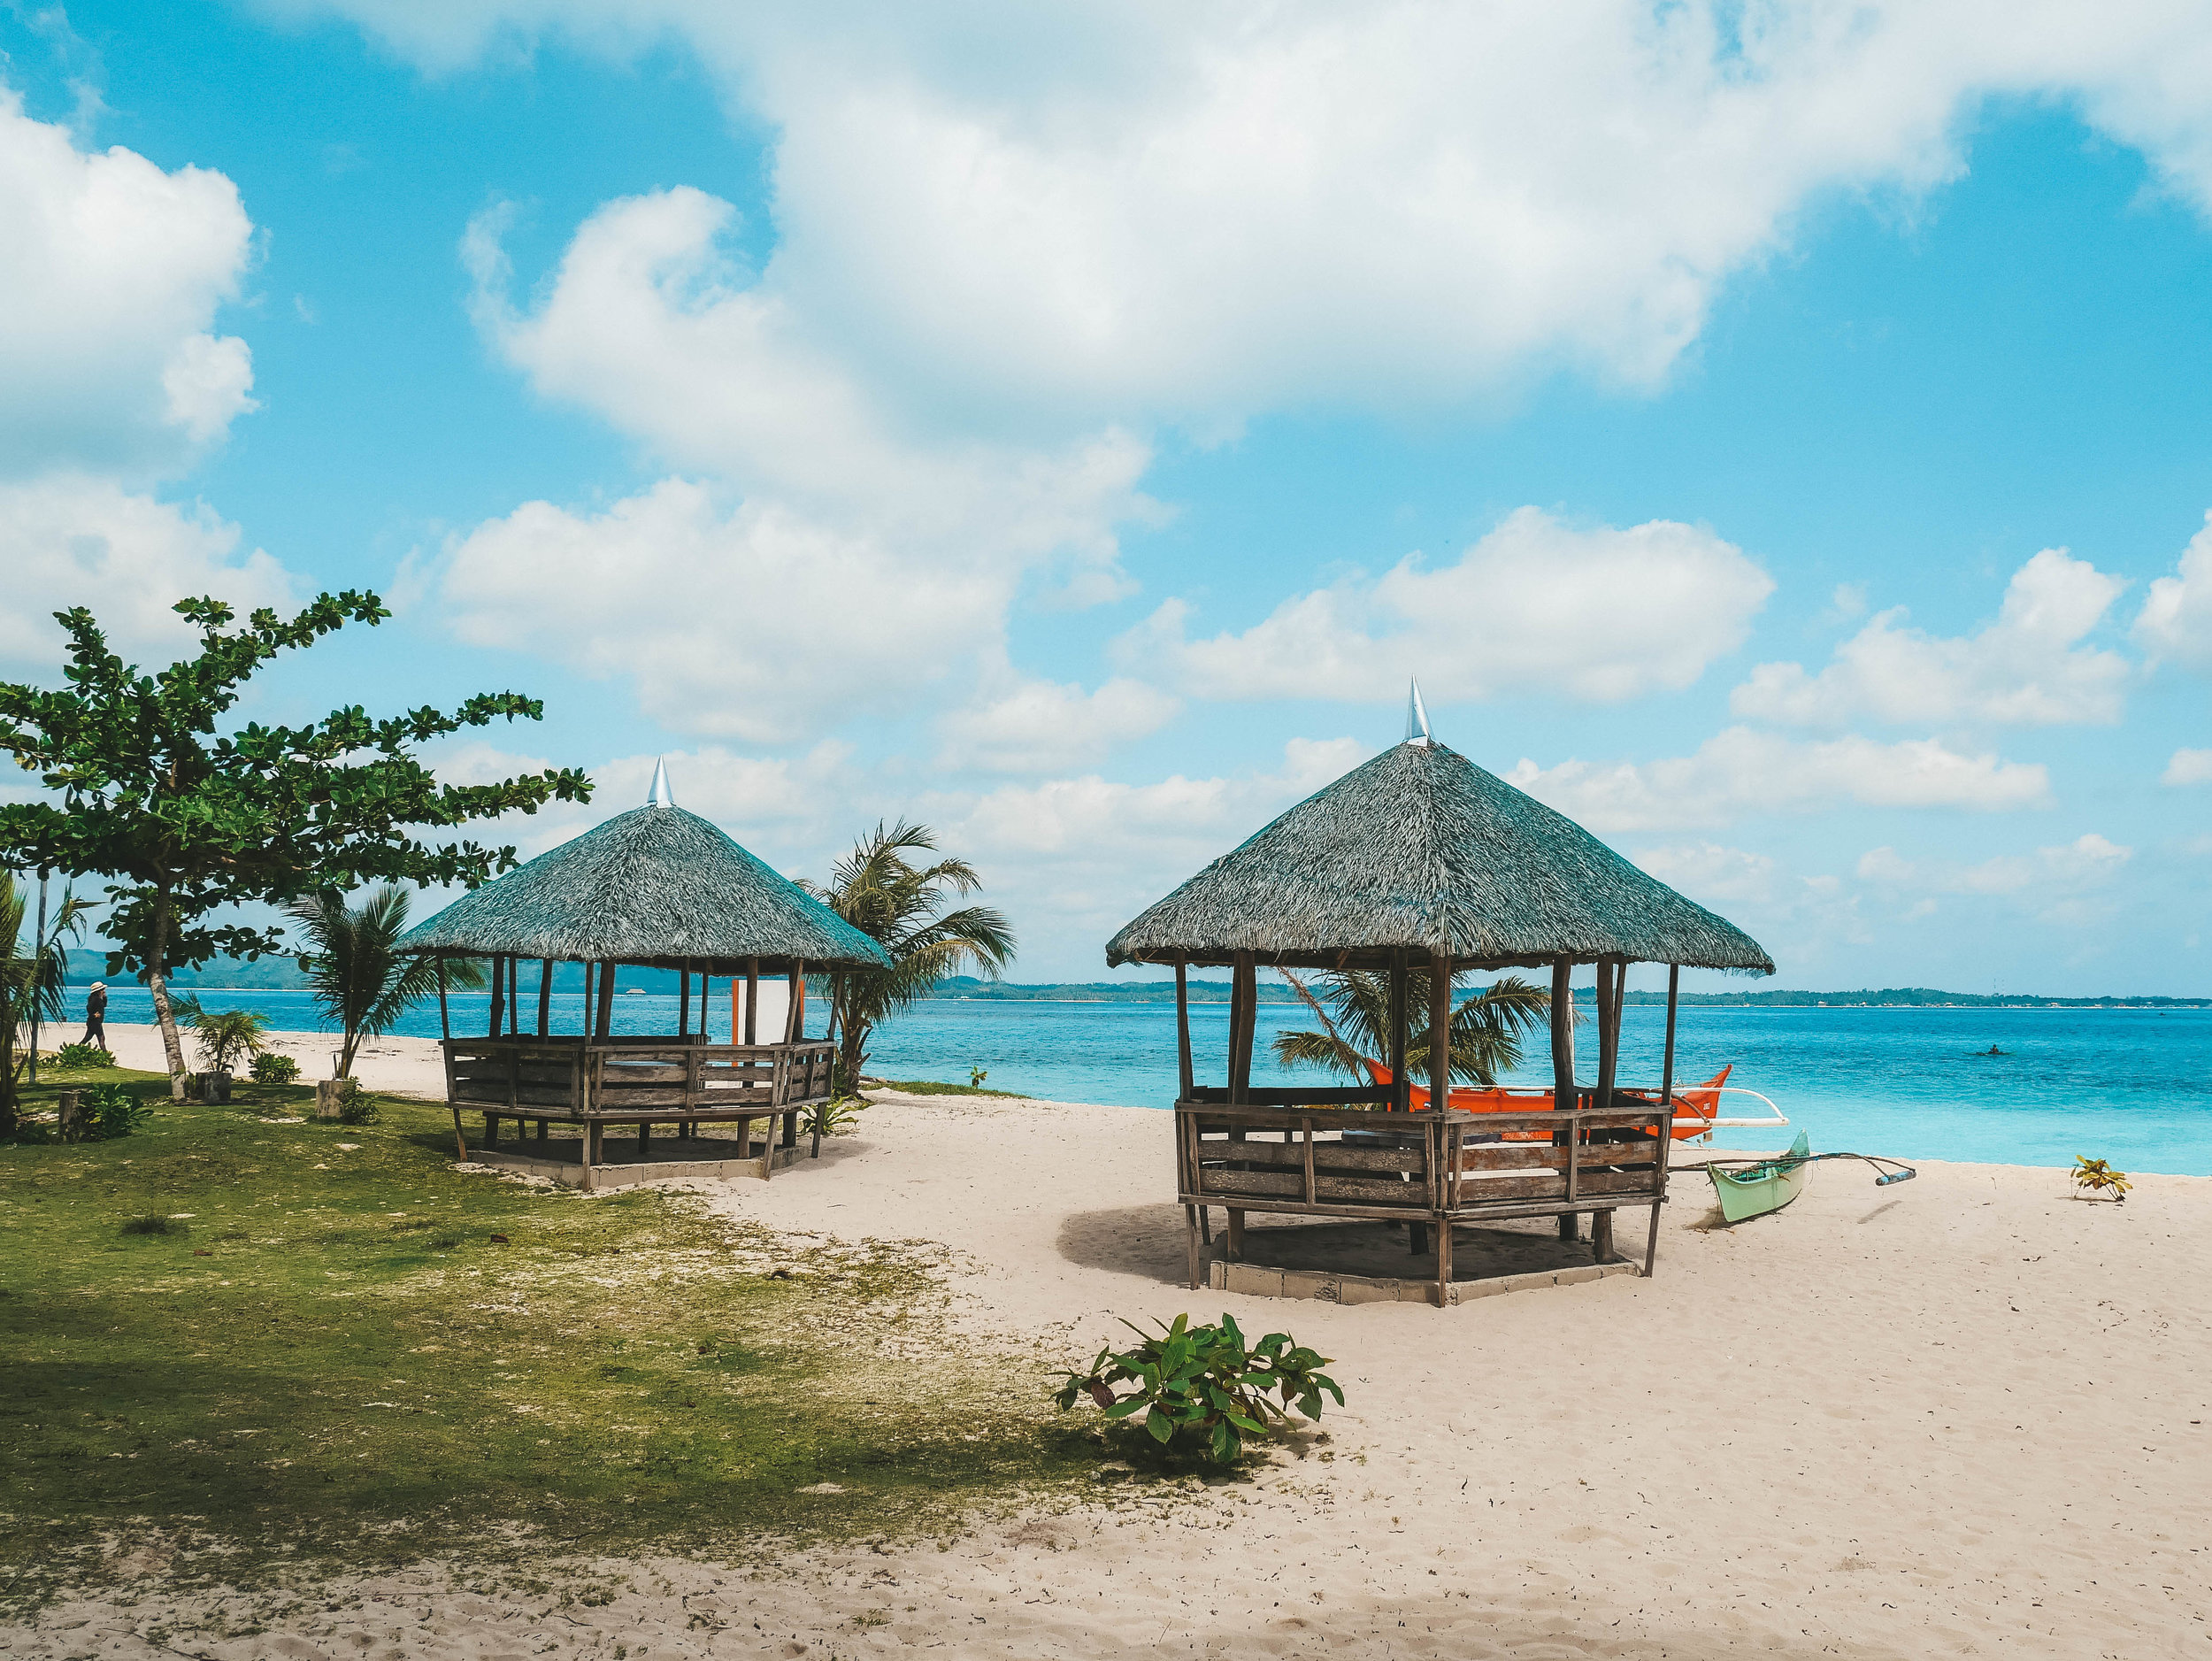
xmin=83 ymin=981 xmax=108 ymax=1050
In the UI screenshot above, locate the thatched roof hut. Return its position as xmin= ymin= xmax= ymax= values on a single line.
xmin=1107 ymin=735 xmax=1771 ymax=974
xmin=401 ymin=788 xmax=891 ymax=974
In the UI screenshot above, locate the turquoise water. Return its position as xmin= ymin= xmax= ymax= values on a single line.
xmin=72 ymin=988 xmax=2212 ymax=1175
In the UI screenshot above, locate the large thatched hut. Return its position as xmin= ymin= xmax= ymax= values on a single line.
xmin=401 ymin=764 xmax=891 ymax=1188
xmin=1107 ymin=707 xmax=1772 ymax=1302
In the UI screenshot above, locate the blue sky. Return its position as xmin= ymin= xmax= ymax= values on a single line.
xmin=9 ymin=3 xmax=2212 ymax=988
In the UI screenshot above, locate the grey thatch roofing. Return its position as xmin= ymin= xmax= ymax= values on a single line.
xmin=1105 ymin=738 xmax=1773 ymax=973
xmin=399 ymin=799 xmax=893 ymax=973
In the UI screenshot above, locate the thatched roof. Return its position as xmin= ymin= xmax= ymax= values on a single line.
xmin=400 ymin=792 xmax=892 ymax=973
xmin=1106 ymin=737 xmax=1773 ymax=973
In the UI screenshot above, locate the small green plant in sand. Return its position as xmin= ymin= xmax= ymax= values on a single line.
xmin=2072 ymin=1156 xmax=2131 ymax=1201
xmin=802 ymin=1096 xmax=866 ymax=1139
xmin=249 ymin=1051 xmax=301 ymax=1084
xmin=173 ymin=996 xmax=270 ymax=1073
xmin=969 ymin=1066 xmax=988 ymax=1089
xmin=1056 ymin=1312 xmax=1343 ymax=1463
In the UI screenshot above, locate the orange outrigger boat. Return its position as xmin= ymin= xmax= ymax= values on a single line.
xmin=1360 ymin=1060 xmax=1781 ymax=1142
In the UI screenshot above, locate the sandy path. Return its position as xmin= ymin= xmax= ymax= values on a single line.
xmin=11 ymin=1088 xmax=2208 ymax=1658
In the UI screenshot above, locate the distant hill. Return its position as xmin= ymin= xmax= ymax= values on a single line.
xmin=921 ymin=975 xmax=2206 ymax=1009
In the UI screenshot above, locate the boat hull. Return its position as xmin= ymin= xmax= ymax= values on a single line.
xmin=1708 ymin=1132 xmax=1811 ymax=1223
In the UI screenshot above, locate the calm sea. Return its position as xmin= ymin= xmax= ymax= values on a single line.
xmin=71 ymin=987 xmax=2212 ymax=1175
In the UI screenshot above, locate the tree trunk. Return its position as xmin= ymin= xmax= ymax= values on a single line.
xmin=147 ymin=896 xmax=188 ymax=1100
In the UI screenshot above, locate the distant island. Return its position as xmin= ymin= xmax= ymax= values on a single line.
xmin=61 ymin=955 xmax=2208 ymax=1010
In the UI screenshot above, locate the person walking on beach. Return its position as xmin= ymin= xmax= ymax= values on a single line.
xmin=82 ymin=981 xmax=108 ymax=1051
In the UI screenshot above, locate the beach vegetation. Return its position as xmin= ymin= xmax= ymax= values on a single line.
xmin=2071 ymin=1156 xmax=2131 ymax=1200
xmin=0 ymin=593 xmax=591 ymax=1102
xmin=249 ymin=1050 xmax=301 ymax=1083
xmin=801 ymin=1095 xmax=866 ymax=1140
xmin=65 ymin=1080 xmax=153 ymax=1142
xmin=1273 ymin=966 xmax=1552 ymax=1088
xmin=0 ymin=870 xmax=93 ymax=1134
xmin=51 ymin=1041 xmax=111 ymax=1071
xmin=286 ymin=884 xmax=485 ymax=1078
xmin=172 ymin=995 xmax=271 ymax=1073
xmin=0 ymin=1065 xmax=1095 ymax=1608
xmin=806 ymin=821 xmax=1017 ymax=1094
xmin=1056 ymin=1312 xmax=1343 ymax=1464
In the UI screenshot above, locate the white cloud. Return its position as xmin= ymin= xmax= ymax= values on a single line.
xmin=1856 ymin=834 xmax=2131 ymax=915
xmin=1123 ymin=507 xmax=1770 ymax=704
xmin=2162 ymin=747 xmax=2212 ymax=785
xmin=434 ymin=478 xmax=1021 ymax=742
xmin=0 ymin=88 xmax=256 ymax=477
xmin=282 ymin=3 xmax=2212 ymax=421
xmin=1633 ymin=840 xmax=1872 ymax=951
xmin=0 ymin=474 xmax=295 ymax=672
xmin=1732 ymin=550 xmax=2129 ymax=729
xmin=938 ymin=676 xmax=1179 ymax=774
xmin=1506 ymin=727 xmax=2050 ymax=833
xmin=2134 ymin=511 xmax=2212 ymax=672
xmin=1631 ymin=842 xmax=1783 ymax=908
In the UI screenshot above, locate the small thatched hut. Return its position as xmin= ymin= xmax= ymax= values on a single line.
xmin=1107 ymin=708 xmax=1772 ymax=1301
xmin=401 ymin=764 xmax=891 ymax=1188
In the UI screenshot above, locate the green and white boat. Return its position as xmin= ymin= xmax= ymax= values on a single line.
xmin=1705 ymin=1131 xmax=1812 ymax=1224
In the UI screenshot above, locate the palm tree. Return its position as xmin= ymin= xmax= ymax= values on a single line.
xmin=1 ymin=871 xmax=92 ymax=1133
xmin=170 ymin=995 xmax=271 ymax=1073
xmin=287 ymin=885 xmax=484 ymax=1078
xmin=1271 ymin=965 xmax=1554 ymax=1090
xmin=804 ymin=822 xmax=1016 ymax=1094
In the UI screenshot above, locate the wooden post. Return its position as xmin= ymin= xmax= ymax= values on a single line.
xmin=437 ymin=959 xmax=449 ymax=1040
xmin=787 ymin=961 xmax=806 ymax=1043
xmin=1647 ymin=962 xmax=1681 ymax=1280
xmin=537 ymin=959 xmax=553 ymax=1039
xmin=1595 ymin=958 xmax=1621 ymax=1111
xmin=1227 ymin=951 xmax=1256 ymax=1103
xmin=595 ymin=960 xmax=617 ymax=1041
xmin=488 ymin=956 xmax=505 ymax=1039
xmin=449 ymin=1105 xmax=466 ymax=1164
xmin=1551 ymin=957 xmax=1577 ymax=1242
xmin=1428 ymin=951 xmax=1451 ymax=1111
xmin=1185 ymin=1204 xmax=1202 ymax=1289
xmin=744 ymin=959 xmax=759 ymax=1045
xmin=1388 ymin=950 xmax=1409 ymax=1111
xmin=679 ymin=970 xmax=690 ymax=1039
xmin=1661 ymin=962 xmax=1679 ymax=1112
xmin=701 ymin=971 xmax=711 ymax=1039
xmin=1174 ymin=960 xmax=1194 ymax=1101
xmin=510 ymin=958 xmax=522 ymax=1037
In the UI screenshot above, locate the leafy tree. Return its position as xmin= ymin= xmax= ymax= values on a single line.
xmin=171 ymin=996 xmax=271 ymax=1074
xmin=1 ymin=870 xmax=93 ymax=1134
xmin=0 ymin=595 xmax=590 ymax=1098
xmin=1272 ymin=966 xmax=1552 ymax=1088
xmin=805 ymin=821 xmax=1015 ymax=1093
xmin=287 ymin=885 xmax=484 ymax=1079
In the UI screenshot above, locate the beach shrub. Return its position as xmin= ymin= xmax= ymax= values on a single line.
xmin=969 ymin=1066 xmax=988 ymax=1089
xmin=174 ymin=996 xmax=272 ymax=1073
xmin=2072 ymin=1156 xmax=2131 ymax=1201
xmin=120 ymin=1213 xmax=187 ymax=1237
xmin=1055 ymin=1312 xmax=1343 ymax=1464
xmin=335 ymin=1087 xmax=380 ymax=1127
xmin=802 ymin=1096 xmax=866 ymax=1140
xmin=54 ymin=1042 xmax=111 ymax=1070
xmin=73 ymin=1083 xmax=152 ymax=1142
xmin=250 ymin=1051 xmax=301 ymax=1084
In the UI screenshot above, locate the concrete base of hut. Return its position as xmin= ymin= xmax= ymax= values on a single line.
xmin=1202 ymin=1219 xmax=1641 ymax=1306
xmin=470 ymin=1133 xmax=808 ymax=1191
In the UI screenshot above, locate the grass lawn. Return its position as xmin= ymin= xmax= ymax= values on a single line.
xmin=0 ymin=1065 xmax=1091 ymax=1606
xmin=864 ymin=1078 xmax=1032 ymax=1100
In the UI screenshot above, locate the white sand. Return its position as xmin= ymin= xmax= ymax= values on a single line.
xmin=97 ymin=1019 xmax=455 ymax=1096
xmin=15 ymin=1047 xmax=2210 ymax=1658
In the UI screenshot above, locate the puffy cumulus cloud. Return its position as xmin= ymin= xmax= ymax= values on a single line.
xmin=2162 ymin=748 xmax=2212 ymax=785
xmin=1632 ymin=841 xmax=1871 ymax=951
xmin=0 ymin=475 xmax=295 ymax=672
xmin=1123 ymin=509 xmax=1770 ymax=704
xmin=434 ymin=479 xmax=1014 ymax=742
xmin=2134 ymin=511 xmax=2212 ymax=672
xmin=937 ymin=676 xmax=1180 ymax=774
xmin=1505 ymin=727 xmax=2050 ymax=833
xmin=0 ymin=89 xmax=256 ymax=478
xmin=465 ymin=189 xmax=1154 ymax=581
xmin=1732 ymin=550 xmax=2129 ymax=729
xmin=282 ymin=2 xmax=2212 ymax=421
xmin=437 ymin=195 xmax=1161 ymax=739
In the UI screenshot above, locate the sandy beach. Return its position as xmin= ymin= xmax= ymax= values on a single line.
xmin=12 ymin=1027 xmax=2208 ymax=1658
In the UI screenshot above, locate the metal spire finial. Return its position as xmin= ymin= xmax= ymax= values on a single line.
xmin=1404 ymin=680 xmax=1432 ymax=746
xmin=647 ymin=757 xmax=675 ymax=807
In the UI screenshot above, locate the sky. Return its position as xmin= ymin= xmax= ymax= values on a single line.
xmin=8 ymin=2 xmax=2212 ymax=991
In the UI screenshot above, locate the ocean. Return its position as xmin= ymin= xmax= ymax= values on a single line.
xmin=66 ymin=986 xmax=2212 ymax=1176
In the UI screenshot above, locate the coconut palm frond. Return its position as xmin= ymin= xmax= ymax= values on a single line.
xmin=1273 ymin=967 xmax=1555 ymax=1088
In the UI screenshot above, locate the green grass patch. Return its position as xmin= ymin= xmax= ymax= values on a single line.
xmin=867 ymin=1078 xmax=1034 ymax=1100
xmin=0 ymin=1069 xmax=1094 ymax=1606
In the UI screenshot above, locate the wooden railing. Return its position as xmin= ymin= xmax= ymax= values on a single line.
xmin=442 ymin=1037 xmax=837 ymax=1119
